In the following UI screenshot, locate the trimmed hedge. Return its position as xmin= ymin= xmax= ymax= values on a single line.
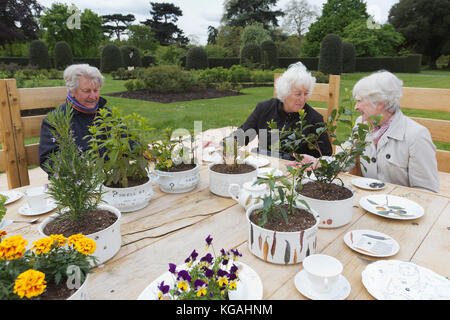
xmin=53 ymin=41 xmax=73 ymax=70
xmin=261 ymin=40 xmax=278 ymax=69
xmin=208 ymin=58 xmax=240 ymax=68
xmin=101 ymin=44 xmax=123 ymax=73
xmin=355 ymin=54 xmax=422 ymax=73
xmin=186 ymin=46 xmax=208 ymax=70
xmin=142 ymin=56 xmax=156 ymax=68
xmin=319 ymin=34 xmax=342 ymax=75
xmin=29 ymin=40 xmax=51 ymax=69
xmin=240 ymin=43 xmax=263 ymax=66
xmin=278 ymin=57 xmax=319 ymax=70
xmin=120 ymin=46 xmax=142 ymax=68
xmin=342 ymin=42 xmax=356 ymax=73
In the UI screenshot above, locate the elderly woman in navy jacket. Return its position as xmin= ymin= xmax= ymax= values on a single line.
xmin=234 ymin=62 xmax=332 ymax=161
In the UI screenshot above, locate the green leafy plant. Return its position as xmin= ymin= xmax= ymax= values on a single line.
xmin=88 ymin=107 xmax=155 ymax=188
xmin=0 ymin=195 xmax=6 ymax=226
xmin=45 ymin=108 xmax=104 ymax=222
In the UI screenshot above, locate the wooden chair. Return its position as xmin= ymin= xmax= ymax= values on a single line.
xmin=0 ymin=79 xmax=66 ymax=189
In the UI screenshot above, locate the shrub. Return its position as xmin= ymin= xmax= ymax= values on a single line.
xmin=101 ymin=44 xmax=123 ymax=73
xmin=120 ymin=46 xmax=142 ymax=68
xmin=318 ymin=34 xmax=342 ymax=75
xmin=311 ymin=71 xmax=329 ymax=83
xmin=53 ymin=41 xmax=73 ymax=70
xmin=141 ymin=65 xmax=204 ymax=93
xmin=261 ymin=40 xmax=279 ymax=69
xmin=186 ymin=46 xmax=208 ymax=70
xmin=29 ymin=40 xmax=51 ymax=69
xmin=197 ymin=67 xmax=229 ymax=83
xmin=228 ymin=65 xmax=251 ymax=83
xmin=240 ymin=43 xmax=262 ymax=68
xmin=342 ymin=42 xmax=356 ymax=73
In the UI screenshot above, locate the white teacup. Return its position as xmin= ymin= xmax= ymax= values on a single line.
xmin=228 ymin=180 xmax=269 ymax=210
xmin=302 ymin=254 xmax=343 ymax=293
xmin=25 ymin=186 xmax=49 ymax=211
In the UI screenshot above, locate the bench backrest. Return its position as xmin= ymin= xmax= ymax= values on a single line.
xmin=0 ymin=79 xmax=66 ymax=188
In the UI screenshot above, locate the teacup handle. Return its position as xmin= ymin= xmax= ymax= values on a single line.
xmin=228 ymin=184 xmax=241 ymax=201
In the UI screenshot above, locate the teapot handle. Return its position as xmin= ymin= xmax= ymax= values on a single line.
xmin=228 ymin=184 xmax=241 ymax=201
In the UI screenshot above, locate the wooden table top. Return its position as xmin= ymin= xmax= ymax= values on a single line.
xmin=2 ymin=155 xmax=449 ymax=300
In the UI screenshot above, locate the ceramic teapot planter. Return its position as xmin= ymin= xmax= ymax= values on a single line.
xmin=102 ymin=175 xmax=154 ymax=213
xmin=246 ymin=202 xmax=320 ymax=265
xmin=38 ymin=204 xmax=122 ymax=266
xmin=296 ymin=181 xmax=354 ymax=228
xmin=228 ymin=180 xmax=269 ymax=210
xmin=209 ymin=163 xmax=257 ymax=198
xmin=154 ymin=163 xmax=200 ymax=193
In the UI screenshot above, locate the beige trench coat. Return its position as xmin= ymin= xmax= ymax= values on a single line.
xmin=357 ymin=110 xmax=440 ymax=193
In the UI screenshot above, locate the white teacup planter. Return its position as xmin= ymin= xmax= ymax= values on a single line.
xmin=102 ymin=176 xmax=154 ymax=213
xmin=296 ymin=181 xmax=354 ymax=228
xmin=246 ymin=202 xmax=320 ymax=265
xmin=67 ymin=274 xmax=90 ymax=300
xmin=154 ymin=163 xmax=200 ymax=193
xmin=38 ymin=204 xmax=122 ymax=266
xmin=228 ymin=180 xmax=269 ymax=210
xmin=209 ymin=163 xmax=257 ymax=198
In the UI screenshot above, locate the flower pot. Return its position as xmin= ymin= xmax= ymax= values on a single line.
xmin=246 ymin=202 xmax=320 ymax=265
xmin=155 ymin=163 xmax=200 ymax=193
xmin=102 ymin=175 xmax=154 ymax=213
xmin=38 ymin=204 xmax=122 ymax=266
xmin=67 ymin=274 xmax=90 ymax=300
xmin=296 ymin=181 xmax=354 ymax=228
xmin=208 ymin=163 xmax=257 ymax=198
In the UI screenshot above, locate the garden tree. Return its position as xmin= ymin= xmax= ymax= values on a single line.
xmin=240 ymin=23 xmax=272 ymax=49
xmin=101 ymin=14 xmax=135 ymax=41
xmin=388 ymin=0 xmax=450 ymax=69
xmin=141 ymin=2 xmax=188 ymax=46
xmin=281 ymin=0 xmax=318 ymax=49
xmin=222 ymin=0 xmax=285 ymax=29
xmin=127 ymin=25 xmax=158 ymax=53
xmin=207 ymin=26 xmax=218 ymax=45
xmin=0 ymin=0 xmax=43 ymax=51
xmin=40 ymin=3 xmax=104 ymax=57
xmin=303 ymin=0 xmax=368 ymax=57
xmin=342 ymin=20 xmax=405 ymax=57
xmin=215 ymin=25 xmax=243 ymax=57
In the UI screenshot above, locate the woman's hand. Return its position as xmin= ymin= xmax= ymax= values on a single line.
xmin=286 ymin=154 xmax=319 ymax=171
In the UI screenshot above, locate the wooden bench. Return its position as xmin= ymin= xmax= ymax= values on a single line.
xmin=0 ymin=79 xmax=66 ymax=188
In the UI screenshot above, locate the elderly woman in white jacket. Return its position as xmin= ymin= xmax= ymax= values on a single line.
xmin=297 ymin=70 xmax=440 ymax=193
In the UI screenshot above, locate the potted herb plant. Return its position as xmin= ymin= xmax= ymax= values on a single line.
xmin=246 ymin=165 xmax=320 ymax=265
xmin=148 ymin=128 xmax=200 ymax=193
xmin=208 ymin=133 xmax=257 ymax=197
xmin=38 ymin=107 xmax=121 ymax=265
xmin=0 ymin=195 xmax=7 ymax=230
xmin=88 ymin=107 xmax=155 ymax=212
xmin=0 ymin=231 xmax=96 ymax=300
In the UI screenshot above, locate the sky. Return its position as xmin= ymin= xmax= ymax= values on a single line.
xmin=35 ymin=0 xmax=400 ymax=45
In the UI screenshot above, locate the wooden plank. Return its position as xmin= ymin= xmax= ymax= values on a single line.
xmin=22 ymin=115 xmax=45 ymax=139
xmin=25 ymin=143 xmax=40 ymax=166
xmin=327 ymin=75 xmax=340 ymax=120
xmin=410 ymin=117 xmax=450 ymax=143
xmin=400 ymin=87 xmax=450 ymax=112
xmin=17 ymin=86 xmax=66 ymax=110
xmin=436 ymin=150 xmax=450 ymax=173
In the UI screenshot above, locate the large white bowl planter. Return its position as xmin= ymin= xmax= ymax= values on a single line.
xmin=208 ymin=163 xmax=257 ymax=198
xmin=296 ymin=181 xmax=354 ymax=228
xmin=38 ymin=204 xmax=122 ymax=266
xmin=67 ymin=274 xmax=90 ymax=300
xmin=155 ymin=163 xmax=200 ymax=193
xmin=246 ymin=202 xmax=320 ymax=265
xmin=102 ymin=177 xmax=154 ymax=213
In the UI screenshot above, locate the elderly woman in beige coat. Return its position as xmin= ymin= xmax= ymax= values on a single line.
xmin=298 ymin=70 xmax=440 ymax=193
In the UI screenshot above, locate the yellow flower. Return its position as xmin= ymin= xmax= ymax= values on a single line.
xmin=75 ymin=238 xmax=96 ymax=255
xmin=177 ymin=280 xmax=189 ymax=291
xmin=0 ymin=235 xmax=27 ymax=260
xmin=49 ymin=234 xmax=67 ymax=246
xmin=14 ymin=269 xmax=47 ymax=299
xmin=0 ymin=230 xmax=6 ymax=239
xmin=32 ymin=237 xmax=54 ymax=255
xmin=217 ymin=275 xmax=228 ymax=287
xmin=229 ymin=280 xmax=237 ymax=290
xmin=67 ymin=234 xmax=85 ymax=246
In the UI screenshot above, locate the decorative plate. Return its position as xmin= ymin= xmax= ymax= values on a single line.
xmin=137 ymin=261 xmax=263 ymax=300
xmin=294 ymin=270 xmax=351 ymax=300
xmin=359 ymin=194 xmax=424 ymax=220
xmin=18 ymin=200 xmax=57 ymax=216
xmin=0 ymin=190 xmax=24 ymax=205
xmin=344 ymin=229 xmax=399 ymax=257
xmin=362 ymin=260 xmax=450 ymax=300
xmin=351 ymin=178 xmax=386 ymax=191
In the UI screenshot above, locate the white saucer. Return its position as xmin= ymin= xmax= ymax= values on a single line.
xmin=294 ymin=270 xmax=351 ymax=300
xmin=244 ymin=156 xmax=270 ymax=168
xmin=18 ymin=200 xmax=57 ymax=216
xmin=257 ymin=167 xmax=283 ymax=179
xmin=0 ymin=190 xmax=24 ymax=205
xmin=352 ymin=177 xmax=386 ymax=191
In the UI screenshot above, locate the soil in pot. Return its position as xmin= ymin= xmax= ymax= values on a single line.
xmin=106 ymin=176 xmax=149 ymax=188
xmin=249 ymin=204 xmax=316 ymax=232
xmin=211 ymin=163 xmax=255 ymax=174
xmin=37 ymin=281 xmax=79 ymax=300
xmin=43 ymin=209 xmax=118 ymax=237
xmin=297 ymin=181 xmax=353 ymax=201
xmin=161 ymin=163 xmax=196 ymax=173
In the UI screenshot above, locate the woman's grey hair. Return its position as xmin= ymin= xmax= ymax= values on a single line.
xmin=352 ymin=70 xmax=403 ymax=113
xmin=274 ymin=62 xmax=316 ymax=102
xmin=63 ymin=64 xmax=104 ymax=93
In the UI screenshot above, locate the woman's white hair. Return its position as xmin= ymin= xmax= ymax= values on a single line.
xmin=63 ymin=64 xmax=104 ymax=93
xmin=352 ymin=70 xmax=403 ymax=113
xmin=274 ymin=62 xmax=316 ymax=102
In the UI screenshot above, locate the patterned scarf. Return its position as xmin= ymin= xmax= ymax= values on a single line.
xmin=66 ymin=92 xmax=99 ymax=114
xmin=370 ymin=113 xmax=395 ymax=147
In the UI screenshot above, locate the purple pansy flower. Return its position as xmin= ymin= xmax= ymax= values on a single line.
xmin=168 ymin=263 xmax=177 ymax=274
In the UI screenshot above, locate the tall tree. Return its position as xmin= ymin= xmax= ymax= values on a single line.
xmin=222 ymin=0 xmax=285 ymax=29
xmin=127 ymin=25 xmax=158 ymax=52
xmin=207 ymin=26 xmax=218 ymax=45
xmin=302 ymin=0 xmax=368 ymax=56
xmin=141 ymin=2 xmax=188 ymax=46
xmin=389 ymin=0 xmax=450 ymax=69
xmin=281 ymin=0 xmax=318 ymax=48
xmin=102 ymin=14 xmax=135 ymax=41
xmin=0 ymin=0 xmax=43 ymax=48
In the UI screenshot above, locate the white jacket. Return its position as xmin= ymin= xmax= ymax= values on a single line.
xmin=357 ymin=110 xmax=439 ymax=193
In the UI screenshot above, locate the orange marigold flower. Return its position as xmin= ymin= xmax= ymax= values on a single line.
xmin=73 ymin=237 xmax=96 ymax=255
xmin=0 ymin=230 xmax=6 ymax=239
xmin=49 ymin=234 xmax=67 ymax=247
xmin=14 ymin=269 xmax=47 ymax=299
xmin=67 ymin=234 xmax=85 ymax=247
xmin=0 ymin=235 xmax=27 ymax=260
xmin=32 ymin=237 xmax=54 ymax=255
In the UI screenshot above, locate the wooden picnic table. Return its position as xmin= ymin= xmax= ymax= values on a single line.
xmin=1 ymin=154 xmax=449 ymax=301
